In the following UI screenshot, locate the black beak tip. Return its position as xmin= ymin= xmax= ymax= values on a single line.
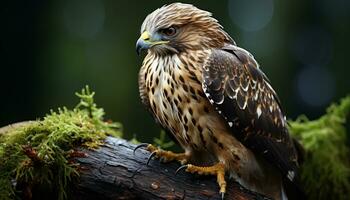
xmin=136 ymin=39 xmax=145 ymax=56
xmin=136 ymin=38 xmax=151 ymax=56
xmin=136 ymin=45 xmax=141 ymax=56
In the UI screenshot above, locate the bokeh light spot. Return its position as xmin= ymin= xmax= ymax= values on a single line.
xmin=228 ymin=0 xmax=274 ymax=32
xmin=296 ymin=66 xmax=335 ymax=107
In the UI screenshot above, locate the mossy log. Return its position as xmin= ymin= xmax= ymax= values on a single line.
xmin=1 ymin=88 xmax=349 ymax=200
xmin=0 ymin=123 xmax=269 ymax=200
xmin=73 ymin=137 xmax=270 ymax=200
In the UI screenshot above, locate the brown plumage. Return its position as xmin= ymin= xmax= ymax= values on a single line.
xmin=136 ymin=3 xmax=303 ymax=200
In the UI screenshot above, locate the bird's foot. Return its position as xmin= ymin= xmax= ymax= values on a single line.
xmin=134 ymin=143 xmax=189 ymax=165
xmin=176 ymin=162 xmax=226 ymax=199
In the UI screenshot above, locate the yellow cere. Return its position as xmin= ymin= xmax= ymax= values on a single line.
xmin=141 ymin=31 xmax=150 ymax=40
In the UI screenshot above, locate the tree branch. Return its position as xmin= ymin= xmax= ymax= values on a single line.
xmin=73 ymin=137 xmax=270 ymax=200
xmin=0 ymin=122 xmax=269 ymax=200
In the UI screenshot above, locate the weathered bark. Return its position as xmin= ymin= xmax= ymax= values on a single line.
xmin=73 ymin=137 xmax=270 ymax=200
xmin=1 ymin=123 xmax=269 ymax=200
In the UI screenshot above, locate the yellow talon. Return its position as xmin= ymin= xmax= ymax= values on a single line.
xmin=145 ymin=144 xmax=189 ymax=164
xmin=184 ymin=163 xmax=227 ymax=196
xmin=137 ymin=144 xmax=227 ymax=198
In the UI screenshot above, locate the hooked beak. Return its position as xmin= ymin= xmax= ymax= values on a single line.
xmin=136 ymin=31 xmax=169 ymax=55
xmin=136 ymin=31 xmax=151 ymax=55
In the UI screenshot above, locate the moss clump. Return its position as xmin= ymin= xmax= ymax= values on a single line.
xmin=0 ymin=86 xmax=122 ymax=200
xmin=289 ymin=96 xmax=350 ymax=200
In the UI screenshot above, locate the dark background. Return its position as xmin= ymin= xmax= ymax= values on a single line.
xmin=1 ymin=0 xmax=349 ymax=142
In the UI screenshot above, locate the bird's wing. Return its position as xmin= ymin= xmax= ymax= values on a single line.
xmin=202 ymin=45 xmax=299 ymax=183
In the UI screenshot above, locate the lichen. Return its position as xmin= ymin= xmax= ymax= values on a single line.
xmin=0 ymin=86 xmax=122 ymax=200
xmin=289 ymin=96 xmax=350 ymax=200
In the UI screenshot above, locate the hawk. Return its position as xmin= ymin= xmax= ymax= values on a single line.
xmin=135 ymin=3 xmax=303 ymax=200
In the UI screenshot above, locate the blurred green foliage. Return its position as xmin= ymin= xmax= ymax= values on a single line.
xmin=153 ymin=130 xmax=175 ymax=150
xmin=290 ymin=96 xmax=350 ymax=200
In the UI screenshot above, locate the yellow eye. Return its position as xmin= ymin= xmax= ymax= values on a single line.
xmin=161 ymin=27 xmax=177 ymax=36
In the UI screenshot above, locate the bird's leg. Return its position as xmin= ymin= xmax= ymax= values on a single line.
xmin=176 ymin=162 xmax=226 ymax=198
xmin=134 ymin=143 xmax=189 ymax=164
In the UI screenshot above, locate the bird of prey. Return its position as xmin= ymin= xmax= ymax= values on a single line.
xmin=135 ymin=3 xmax=303 ymax=200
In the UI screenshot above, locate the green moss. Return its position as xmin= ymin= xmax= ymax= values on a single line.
xmin=289 ymin=96 xmax=350 ymax=200
xmin=153 ymin=130 xmax=174 ymax=150
xmin=0 ymin=85 xmax=349 ymax=199
xmin=0 ymin=86 xmax=122 ymax=200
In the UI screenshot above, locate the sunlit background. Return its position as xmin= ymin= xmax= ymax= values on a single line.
xmin=1 ymin=0 xmax=349 ymax=142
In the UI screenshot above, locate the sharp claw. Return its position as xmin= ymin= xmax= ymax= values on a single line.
xmin=133 ymin=143 xmax=149 ymax=156
xmin=146 ymin=151 xmax=157 ymax=166
xmin=175 ymin=165 xmax=188 ymax=176
xmin=220 ymin=192 xmax=225 ymax=200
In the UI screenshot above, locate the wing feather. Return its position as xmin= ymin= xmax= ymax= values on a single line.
xmin=202 ymin=45 xmax=299 ymax=183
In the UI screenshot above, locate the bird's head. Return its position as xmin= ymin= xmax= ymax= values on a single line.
xmin=136 ymin=3 xmax=234 ymax=56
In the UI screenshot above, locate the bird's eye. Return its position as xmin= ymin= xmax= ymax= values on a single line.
xmin=160 ymin=27 xmax=177 ymax=36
